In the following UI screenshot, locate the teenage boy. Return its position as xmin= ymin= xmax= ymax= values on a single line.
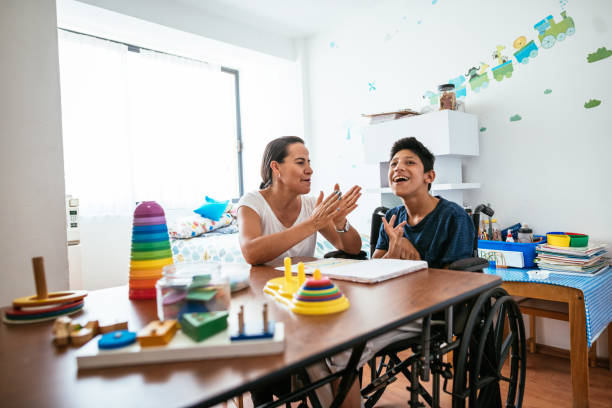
xmin=372 ymin=137 xmax=474 ymax=267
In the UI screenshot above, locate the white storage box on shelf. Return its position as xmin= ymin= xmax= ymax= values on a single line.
xmin=362 ymin=110 xmax=480 ymax=207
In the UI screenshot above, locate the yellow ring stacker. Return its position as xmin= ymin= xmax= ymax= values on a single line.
xmin=264 ymin=258 xmax=350 ymax=315
xmin=12 ymin=257 xmax=87 ymax=307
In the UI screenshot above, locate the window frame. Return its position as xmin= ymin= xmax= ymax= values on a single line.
xmin=58 ymin=28 xmax=245 ymax=198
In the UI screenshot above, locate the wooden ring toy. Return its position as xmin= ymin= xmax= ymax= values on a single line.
xmin=12 ymin=257 xmax=88 ymax=308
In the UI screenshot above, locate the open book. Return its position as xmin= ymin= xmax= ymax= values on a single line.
xmin=275 ymin=258 xmax=428 ymax=283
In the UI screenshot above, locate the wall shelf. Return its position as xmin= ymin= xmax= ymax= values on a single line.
xmin=363 ymin=110 xmax=480 ymax=206
xmin=363 ymin=110 xmax=479 ymax=163
xmin=366 ymin=183 xmax=481 ymax=195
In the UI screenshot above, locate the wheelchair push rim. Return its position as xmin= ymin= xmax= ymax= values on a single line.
xmin=452 ymin=287 xmax=527 ymax=408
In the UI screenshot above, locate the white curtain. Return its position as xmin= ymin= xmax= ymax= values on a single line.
xmin=58 ymin=30 xmax=239 ymax=217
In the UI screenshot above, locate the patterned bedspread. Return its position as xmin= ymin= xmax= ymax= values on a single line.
xmin=171 ymin=232 xmax=371 ymax=264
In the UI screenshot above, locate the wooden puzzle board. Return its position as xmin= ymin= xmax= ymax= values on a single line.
xmin=76 ymin=322 xmax=284 ymax=370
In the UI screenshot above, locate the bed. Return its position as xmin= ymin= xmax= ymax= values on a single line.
xmin=167 ymin=210 xmax=370 ymax=265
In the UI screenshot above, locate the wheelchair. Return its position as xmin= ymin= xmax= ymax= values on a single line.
xmin=358 ymin=206 xmax=527 ymax=408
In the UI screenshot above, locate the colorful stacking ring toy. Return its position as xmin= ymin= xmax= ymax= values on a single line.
xmin=546 ymin=232 xmax=589 ymax=247
xmin=3 ymin=257 xmax=87 ymax=325
xmin=289 ymin=270 xmax=350 ymax=315
xmin=129 ymin=202 xmax=173 ymax=300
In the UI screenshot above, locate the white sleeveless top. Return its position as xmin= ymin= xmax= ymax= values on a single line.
xmin=237 ymin=191 xmax=318 ymax=264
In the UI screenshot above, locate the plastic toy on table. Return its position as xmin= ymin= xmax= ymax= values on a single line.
xmin=3 ymin=257 xmax=87 ymax=325
xmin=53 ymin=316 xmax=129 ymax=348
xmin=137 ymin=320 xmax=179 ymax=347
xmin=230 ymin=304 xmax=275 ymax=341
xmin=129 ymin=201 xmax=173 ymax=300
xmin=76 ymin=305 xmax=285 ymax=370
xmin=264 ymin=257 xmax=350 ymax=315
xmin=156 ymin=262 xmax=231 ymax=321
xmin=479 ymin=235 xmax=547 ymax=269
xmin=546 ymin=232 xmax=589 ymax=247
xmin=181 ymin=311 xmax=229 ymax=342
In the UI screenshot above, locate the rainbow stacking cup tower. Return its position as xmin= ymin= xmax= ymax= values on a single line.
xmin=129 ymin=201 xmax=173 ymax=300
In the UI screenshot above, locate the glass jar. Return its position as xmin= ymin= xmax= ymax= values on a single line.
xmin=438 ymin=83 xmax=456 ymax=111
xmin=156 ymin=262 xmax=231 ymax=321
xmin=518 ymin=223 xmax=533 ymax=243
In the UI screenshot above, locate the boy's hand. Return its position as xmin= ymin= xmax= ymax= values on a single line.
xmin=382 ymin=214 xmax=407 ymax=258
xmin=399 ymin=238 xmax=421 ymax=260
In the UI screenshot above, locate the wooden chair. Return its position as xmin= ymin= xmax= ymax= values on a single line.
xmin=518 ymin=298 xmax=598 ymax=367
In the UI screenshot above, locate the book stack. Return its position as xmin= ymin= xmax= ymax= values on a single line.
xmin=535 ymin=243 xmax=610 ymax=276
xmin=362 ymin=108 xmax=420 ymax=124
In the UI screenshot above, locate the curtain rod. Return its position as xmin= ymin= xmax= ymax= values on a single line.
xmin=57 ymin=27 xmax=232 ymax=71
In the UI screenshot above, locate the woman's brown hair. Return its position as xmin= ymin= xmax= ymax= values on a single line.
xmin=260 ymin=136 xmax=305 ymax=189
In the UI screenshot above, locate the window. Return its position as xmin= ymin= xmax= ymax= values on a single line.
xmin=58 ymin=29 xmax=243 ymax=217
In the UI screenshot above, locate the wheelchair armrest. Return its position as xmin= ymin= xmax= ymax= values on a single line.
xmin=449 ymin=257 xmax=490 ymax=272
xmin=324 ymin=250 xmax=368 ymax=260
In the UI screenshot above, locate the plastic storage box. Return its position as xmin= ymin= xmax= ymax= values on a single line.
xmin=477 ymin=235 xmax=546 ymax=268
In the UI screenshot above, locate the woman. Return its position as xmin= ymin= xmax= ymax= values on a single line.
xmin=237 ymin=136 xmax=363 ymax=265
xmin=237 ymin=136 xmax=364 ymax=407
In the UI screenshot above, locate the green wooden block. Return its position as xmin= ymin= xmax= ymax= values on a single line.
xmin=186 ymin=287 xmax=217 ymax=302
xmin=181 ymin=311 xmax=229 ymax=342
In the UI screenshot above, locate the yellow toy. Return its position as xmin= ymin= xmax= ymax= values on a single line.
xmin=264 ymin=257 xmax=350 ymax=315
xmin=137 ymin=320 xmax=179 ymax=347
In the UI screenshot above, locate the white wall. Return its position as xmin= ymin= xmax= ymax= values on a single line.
xmin=303 ymin=0 xmax=611 ymax=355
xmin=56 ymin=0 xmax=304 ymax=289
xmin=0 ymin=0 xmax=69 ymax=306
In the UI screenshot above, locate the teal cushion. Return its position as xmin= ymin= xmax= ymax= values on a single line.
xmin=194 ymin=197 xmax=229 ymax=221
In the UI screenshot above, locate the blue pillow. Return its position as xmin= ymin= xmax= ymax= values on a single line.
xmin=194 ymin=197 xmax=229 ymax=221
xmin=204 ymin=196 xmax=224 ymax=204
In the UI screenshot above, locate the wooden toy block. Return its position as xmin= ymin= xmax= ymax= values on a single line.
xmin=70 ymin=327 xmax=95 ymax=347
xmin=52 ymin=316 xmax=72 ymax=346
xmin=181 ymin=312 xmax=229 ymax=342
xmin=85 ymin=320 xmax=99 ymax=334
xmin=69 ymin=319 xmax=99 ymax=347
xmin=70 ymin=321 xmax=81 ymax=332
xmin=99 ymin=319 xmax=129 ymax=334
xmin=53 ymin=316 xmax=72 ymax=330
xmin=137 ymin=320 xmax=178 ymax=347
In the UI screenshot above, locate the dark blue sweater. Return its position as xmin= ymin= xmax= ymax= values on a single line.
xmin=376 ymin=197 xmax=474 ymax=268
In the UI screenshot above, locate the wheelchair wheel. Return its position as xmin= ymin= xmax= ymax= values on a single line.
xmin=452 ymin=287 xmax=526 ymax=408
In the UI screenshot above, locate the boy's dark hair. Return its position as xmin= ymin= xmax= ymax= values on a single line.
xmin=260 ymin=136 xmax=305 ymax=189
xmin=390 ymin=137 xmax=435 ymax=190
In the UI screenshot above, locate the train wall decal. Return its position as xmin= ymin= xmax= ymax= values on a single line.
xmin=424 ymin=11 xmax=576 ymax=104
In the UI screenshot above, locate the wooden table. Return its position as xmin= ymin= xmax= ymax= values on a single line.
xmin=0 ymin=265 xmax=500 ymax=408
xmin=502 ymin=281 xmax=606 ymax=408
